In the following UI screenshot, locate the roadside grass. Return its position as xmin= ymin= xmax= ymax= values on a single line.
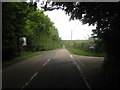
xmin=3 ymin=51 xmax=48 ymax=69
xmin=67 ymin=47 xmax=105 ymax=57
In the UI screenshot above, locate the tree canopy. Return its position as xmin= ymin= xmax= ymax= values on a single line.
xmin=2 ymin=2 xmax=61 ymax=60
xmin=2 ymin=2 xmax=32 ymax=58
xmin=41 ymin=2 xmax=120 ymax=87
xmin=42 ymin=2 xmax=120 ymax=61
xmin=25 ymin=10 xmax=61 ymax=51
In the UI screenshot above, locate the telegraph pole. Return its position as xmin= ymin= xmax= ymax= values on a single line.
xmin=70 ymin=30 xmax=73 ymax=46
xmin=71 ymin=30 xmax=72 ymax=41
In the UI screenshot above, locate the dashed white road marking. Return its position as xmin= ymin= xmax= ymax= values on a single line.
xmin=43 ymin=63 xmax=47 ymax=67
xmin=43 ymin=58 xmax=51 ymax=67
xmin=22 ymin=58 xmax=52 ymax=89
xmin=47 ymin=58 xmax=51 ymax=63
xmin=70 ymin=54 xmax=73 ymax=59
xmin=22 ymin=72 xmax=38 ymax=89
xmin=30 ymin=72 xmax=38 ymax=80
xmin=21 ymin=50 xmax=58 ymax=89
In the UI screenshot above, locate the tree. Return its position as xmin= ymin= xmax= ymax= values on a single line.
xmin=2 ymin=2 xmax=61 ymax=61
xmin=2 ymin=2 xmax=33 ymax=60
xmin=42 ymin=2 xmax=120 ymax=60
xmin=41 ymin=2 xmax=120 ymax=87
xmin=25 ymin=10 xmax=61 ymax=51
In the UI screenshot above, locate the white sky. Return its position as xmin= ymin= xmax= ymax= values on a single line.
xmin=44 ymin=9 xmax=96 ymax=40
xmin=36 ymin=1 xmax=96 ymax=40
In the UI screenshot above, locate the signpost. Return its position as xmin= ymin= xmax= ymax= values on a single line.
xmin=88 ymin=37 xmax=95 ymax=49
xmin=20 ymin=37 xmax=27 ymax=46
xmin=20 ymin=37 xmax=27 ymax=51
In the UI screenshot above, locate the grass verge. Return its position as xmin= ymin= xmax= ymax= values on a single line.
xmin=67 ymin=47 xmax=105 ymax=57
xmin=3 ymin=51 xmax=48 ymax=69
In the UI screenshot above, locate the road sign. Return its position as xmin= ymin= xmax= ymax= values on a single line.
xmin=20 ymin=37 xmax=27 ymax=46
xmin=89 ymin=37 xmax=95 ymax=49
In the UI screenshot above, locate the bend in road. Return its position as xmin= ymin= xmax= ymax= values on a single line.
xmin=3 ymin=49 xmax=103 ymax=89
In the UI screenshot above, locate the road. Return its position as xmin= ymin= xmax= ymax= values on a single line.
xmin=2 ymin=49 xmax=103 ymax=89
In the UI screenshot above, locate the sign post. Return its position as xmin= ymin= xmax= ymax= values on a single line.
xmin=88 ymin=37 xmax=95 ymax=50
xmin=20 ymin=37 xmax=27 ymax=46
xmin=20 ymin=37 xmax=27 ymax=51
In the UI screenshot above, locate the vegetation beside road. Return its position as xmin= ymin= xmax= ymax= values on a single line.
xmin=67 ymin=47 xmax=105 ymax=57
xmin=50 ymin=2 xmax=120 ymax=88
xmin=2 ymin=2 xmax=62 ymax=63
xmin=3 ymin=51 xmax=48 ymax=69
xmin=63 ymin=40 xmax=105 ymax=57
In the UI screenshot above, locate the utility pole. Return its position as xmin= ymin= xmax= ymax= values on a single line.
xmin=70 ymin=30 xmax=73 ymax=46
xmin=71 ymin=30 xmax=72 ymax=41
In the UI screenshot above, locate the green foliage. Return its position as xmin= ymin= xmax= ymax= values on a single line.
xmin=64 ymin=40 xmax=105 ymax=57
xmin=25 ymin=10 xmax=61 ymax=51
xmin=94 ymin=39 xmax=105 ymax=53
xmin=2 ymin=2 xmax=61 ymax=61
xmin=73 ymin=41 xmax=89 ymax=51
xmin=44 ymin=2 xmax=120 ymax=87
xmin=68 ymin=47 xmax=104 ymax=57
xmin=63 ymin=40 xmax=88 ymax=50
xmin=2 ymin=2 xmax=32 ymax=60
xmin=3 ymin=51 xmax=47 ymax=69
xmin=45 ymin=2 xmax=120 ymax=60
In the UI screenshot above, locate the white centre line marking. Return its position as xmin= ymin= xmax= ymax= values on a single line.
xmin=70 ymin=54 xmax=73 ymax=59
xmin=47 ymin=58 xmax=51 ymax=63
xmin=22 ymin=72 xmax=38 ymax=89
xmin=43 ymin=58 xmax=51 ymax=67
xmin=22 ymin=51 xmax=57 ymax=89
xmin=22 ymin=58 xmax=52 ymax=89
xmin=30 ymin=72 xmax=38 ymax=80
xmin=43 ymin=63 xmax=47 ymax=67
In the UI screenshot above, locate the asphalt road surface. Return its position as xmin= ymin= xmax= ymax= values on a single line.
xmin=2 ymin=49 xmax=103 ymax=89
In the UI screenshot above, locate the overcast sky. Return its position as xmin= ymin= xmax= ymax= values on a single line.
xmin=44 ymin=9 xmax=96 ymax=40
xmin=36 ymin=0 xmax=97 ymax=40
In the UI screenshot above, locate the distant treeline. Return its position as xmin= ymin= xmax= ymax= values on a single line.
xmin=63 ymin=40 xmax=105 ymax=56
xmin=2 ymin=2 xmax=61 ymax=61
xmin=63 ymin=40 xmax=88 ymax=51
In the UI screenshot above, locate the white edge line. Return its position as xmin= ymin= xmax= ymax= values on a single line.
xmin=70 ymin=55 xmax=92 ymax=90
xmin=75 ymin=63 xmax=92 ymax=90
